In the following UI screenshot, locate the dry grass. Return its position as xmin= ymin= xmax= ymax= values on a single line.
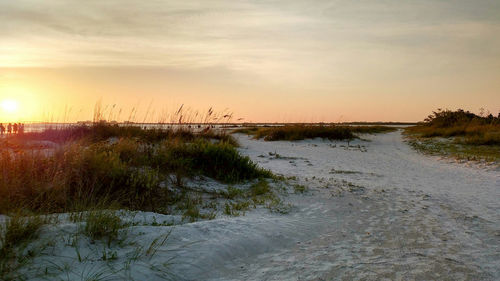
xmin=405 ymin=124 xmax=500 ymax=144
xmin=405 ymin=109 xmax=500 ymax=145
xmin=405 ymin=109 xmax=500 ymax=163
xmin=233 ymin=125 xmax=397 ymax=141
xmin=12 ymin=123 xmax=238 ymax=146
xmin=0 ymin=124 xmax=271 ymax=216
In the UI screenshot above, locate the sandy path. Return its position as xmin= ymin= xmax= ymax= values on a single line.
xmin=167 ymin=131 xmax=499 ymax=280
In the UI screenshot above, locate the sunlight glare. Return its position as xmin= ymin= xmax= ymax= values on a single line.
xmin=1 ymin=99 xmax=19 ymax=113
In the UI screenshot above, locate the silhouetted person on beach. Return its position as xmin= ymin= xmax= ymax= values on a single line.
xmin=19 ymin=123 xmax=24 ymax=134
xmin=0 ymin=124 xmax=4 ymax=135
xmin=7 ymin=123 xmax=12 ymax=134
xmin=201 ymin=126 xmax=210 ymax=134
xmin=13 ymin=123 xmax=18 ymax=134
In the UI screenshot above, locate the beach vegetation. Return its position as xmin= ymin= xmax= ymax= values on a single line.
xmin=233 ymin=125 xmax=396 ymax=141
xmin=83 ymin=211 xmax=125 ymax=246
xmin=293 ymin=184 xmax=307 ymax=194
xmin=0 ymin=214 xmax=47 ymax=280
xmin=405 ymin=109 xmax=500 ymax=162
xmin=0 ymin=124 xmax=272 ymax=216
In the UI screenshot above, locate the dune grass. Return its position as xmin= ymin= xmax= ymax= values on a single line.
xmin=157 ymin=139 xmax=272 ymax=183
xmin=0 ymin=124 xmax=271 ymax=216
xmin=233 ymin=125 xmax=397 ymax=141
xmin=12 ymin=123 xmax=237 ymax=146
xmin=405 ymin=108 xmax=500 ymax=143
xmin=219 ymin=178 xmax=290 ymax=216
xmin=406 ymin=125 xmax=500 ymax=146
xmin=0 ymin=215 xmax=47 ymax=280
xmin=84 ymin=211 xmax=125 ymax=246
xmin=405 ymin=109 xmax=500 ymax=162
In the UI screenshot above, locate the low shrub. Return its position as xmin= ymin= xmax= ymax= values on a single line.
xmin=406 ymin=109 xmax=500 ymax=146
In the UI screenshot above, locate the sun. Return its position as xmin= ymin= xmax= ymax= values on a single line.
xmin=1 ymin=99 xmax=19 ymax=113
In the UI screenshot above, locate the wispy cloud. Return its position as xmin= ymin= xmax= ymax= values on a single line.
xmin=2 ymin=1 xmax=499 ymax=74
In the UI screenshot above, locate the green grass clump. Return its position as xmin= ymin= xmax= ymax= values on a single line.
xmin=293 ymin=184 xmax=307 ymax=194
xmin=224 ymin=186 xmax=244 ymax=199
xmin=176 ymin=193 xmax=216 ymax=222
xmin=191 ymin=141 xmax=271 ymax=182
xmin=155 ymin=140 xmax=272 ymax=183
xmin=219 ymin=178 xmax=294 ymax=217
xmin=183 ymin=206 xmax=202 ymax=222
xmin=0 ymin=215 xmax=46 ymax=280
xmin=223 ymin=201 xmax=251 ymax=216
xmin=250 ymin=179 xmax=271 ymax=196
xmin=234 ymin=125 xmax=396 ymax=141
xmin=266 ymin=197 xmax=292 ymax=214
xmin=84 ymin=211 xmax=124 ymax=246
xmin=0 ymin=216 xmax=45 ymax=256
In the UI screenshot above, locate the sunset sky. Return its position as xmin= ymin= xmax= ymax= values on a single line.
xmin=1 ymin=0 xmax=499 ymax=123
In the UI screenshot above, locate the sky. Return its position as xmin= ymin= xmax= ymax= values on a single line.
xmin=0 ymin=0 xmax=499 ymax=123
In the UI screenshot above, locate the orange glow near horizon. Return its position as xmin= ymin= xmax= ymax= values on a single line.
xmin=4 ymin=69 xmax=496 ymax=123
xmin=1 ymin=67 xmax=498 ymax=124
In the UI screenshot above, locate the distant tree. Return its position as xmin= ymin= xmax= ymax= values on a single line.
xmin=423 ymin=108 xmax=498 ymax=127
